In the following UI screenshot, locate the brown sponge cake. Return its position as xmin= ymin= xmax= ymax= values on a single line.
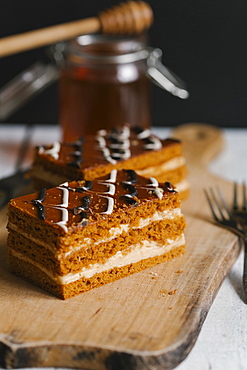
xmin=30 ymin=125 xmax=189 ymax=199
xmin=7 ymin=170 xmax=186 ymax=299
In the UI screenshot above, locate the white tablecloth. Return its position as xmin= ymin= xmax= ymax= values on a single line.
xmin=0 ymin=124 xmax=247 ymax=370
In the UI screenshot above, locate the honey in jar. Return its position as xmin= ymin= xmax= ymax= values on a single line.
xmin=57 ymin=33 xmax=189 ymax=141
xmin=59 ymin=34 xmax=151 ymax=141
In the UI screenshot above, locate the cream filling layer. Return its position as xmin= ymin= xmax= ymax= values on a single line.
xmin=136 ymin=156 xmax=186 ymax=176
xmin=8 ymin=208 xmax=182 ymax=258
xmin=64 ymin=208 xmax=182 ymax=257
xmin=9 ymin=234 xmax=185 ymax=285
xmin=32 ymin=156 xmax=186 ymax=186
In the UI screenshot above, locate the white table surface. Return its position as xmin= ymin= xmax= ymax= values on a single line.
xmin=0 ymin=124 xmax=247 ymax=370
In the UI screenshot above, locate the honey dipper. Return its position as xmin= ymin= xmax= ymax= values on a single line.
xmin=0 ymin=1 xmax=153 ymax=58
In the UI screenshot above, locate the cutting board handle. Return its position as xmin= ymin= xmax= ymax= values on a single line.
xmin=172 ymin=122 xmax=225 ymax=168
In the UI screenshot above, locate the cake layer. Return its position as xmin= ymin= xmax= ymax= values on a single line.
xmin=9 ymin=235 xmax=185 ymax=284
xmin=8 ymin=172 xmax=183 ymax=250
xmin=8 ymin=242 xmax=185 ymax=300
xmin=8 ymin=206 xmax=182 ymax=254
xmin=8 ymin=214 xmax=186 ymax=276
xmin=30 ymin=125 xmax=189 ymax=198
xmin=31 ymin=157 xmax=187 ymax=190
xmin=7 ymin=170 xmax=186 ymax=299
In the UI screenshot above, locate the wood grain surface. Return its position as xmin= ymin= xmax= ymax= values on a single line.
xmin=0 ymin=123 xmax=240 ymax=370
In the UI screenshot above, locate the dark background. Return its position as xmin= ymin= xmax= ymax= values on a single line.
xmin=0 ymin=0 xmax=247 ymax=128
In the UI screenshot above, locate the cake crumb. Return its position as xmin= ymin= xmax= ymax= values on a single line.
xmin=150 ymin=272 xmax=159 ymax=278
xmin=175 ymin=270 xmax=184 ymax=274
xmin=159 ymin=289 xmax=168 ymax=298
xmin=168 ymin=306 xmax=173 ymax=310
xmin=149 ymin=271 xmax=165 ymax=279
xmin=168 ymin=289 xmax=177 ymax=295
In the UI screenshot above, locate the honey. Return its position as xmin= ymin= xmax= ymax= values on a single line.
xmin=59 ymin=34 xmax=151 ymax=141
xmin=57 ymin=34 xmax=189 ymax=142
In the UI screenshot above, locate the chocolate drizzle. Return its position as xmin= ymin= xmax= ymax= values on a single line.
xmin=38 ymin=142 xmax=61 ymax=160
xmin=80 ymin=195 xmax=91 ymax=210
xmin=96 ymin=127 xmax=131 ymax=163
xmin=121 ymin=183 xmax=138 ymax=197
xmin=22 ymin=170 xmax=171 ymax=233
xmin=143 ymin=136 xmax=162 ymax=150
xmin=74 ymin=181 xmax=93 ymax=192
xmin=164 ymin=181 xmax=177 ymax=193
xmin=72 ymin=196 xmax=91 ymax=216
xmin=120 ymin=195 xmax=138 ymax=206
xmin=66 ymin=139 xmax=84 ymax=168
xmin=122 ymin=169 xmax=137 ymax=184
xmin=72 ymin=207 xmax=88 ymax=226
xmin=111 ymin=149 xmax=131 ymax=161
xmin=36 ymin=126 xmax=180 ymax=178
xmin=30 ymin=188 xmax=47 ymax=220
xmin=131 ymin=126 xmax=144 ymax=136
xmin=96 ymin=125 xmax=163 ymax=164
xmin=120 ymin=170 xmax=139 ymax=206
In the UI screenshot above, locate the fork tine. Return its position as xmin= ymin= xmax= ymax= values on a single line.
xmin=205 ymin=186 xmax=245 ymax=238
xmin=210 ymin=186 xmax=234 ymax=221
xmin=243 ymin=180 xmax=247 ymax=211
xmin=210 ymin=187 xmax=226 ymax=220
xmin=216 ymin=186 xmax=235 ymax=220
xmin=233 ymin=182 xmax=238 ymax=211
xmin=204 ymin=189 xmax=219 ymax=222
xmin=205 ymin=187 xmax=230 ymax=222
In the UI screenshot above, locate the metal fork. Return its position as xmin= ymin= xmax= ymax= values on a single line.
xmin=205 ymin=186 xmax=247 ymax=303
xmin=232 ymin=182 xmax=247 ymax=302
xmin=232 ymin=182 xmax=247 ymax=225
xmin=204 ymin=187 xmax=244 ymax=237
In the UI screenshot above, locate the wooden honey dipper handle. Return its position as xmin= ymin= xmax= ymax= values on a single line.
xmin=0 ymin=1 xmax=153 ymax=58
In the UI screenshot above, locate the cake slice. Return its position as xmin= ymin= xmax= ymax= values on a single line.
xmin=30 ymin=125 xmax=189 ymax=199
xmin=7 ymin=170 xmax=186 ymax=300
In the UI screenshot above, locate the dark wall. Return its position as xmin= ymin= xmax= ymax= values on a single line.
xmin=0 ymin=0 xmax=247 ymax=127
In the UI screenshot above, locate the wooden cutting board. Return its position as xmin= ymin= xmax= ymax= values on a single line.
xmin=0 ymin=123 xmax=240 ymax=370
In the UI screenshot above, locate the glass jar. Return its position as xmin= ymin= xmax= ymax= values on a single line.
xmin=56 ymin=34 xmax=188 ymax=141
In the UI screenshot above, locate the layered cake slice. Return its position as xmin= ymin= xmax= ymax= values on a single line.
xmin=30 ymin=125 xmax=189 ymax=199
xmin=7 ymin=170 xmax=186 ymax=299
